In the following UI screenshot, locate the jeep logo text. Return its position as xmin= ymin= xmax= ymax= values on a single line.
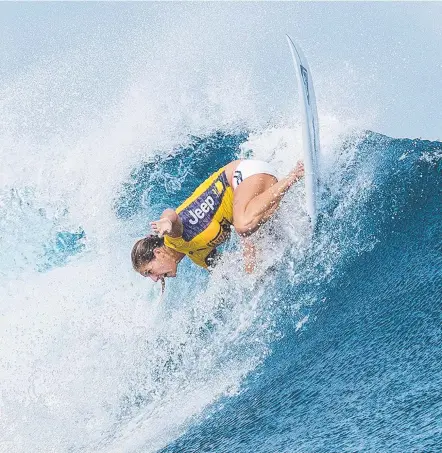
xmin=188 ymin=196 xmax=215 ymax=225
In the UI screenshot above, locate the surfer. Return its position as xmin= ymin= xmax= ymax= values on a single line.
xmin=131 ymin=159 xmax=304 ymax=285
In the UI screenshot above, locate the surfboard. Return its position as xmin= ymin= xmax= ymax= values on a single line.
xmin=286 ymin=35 xmax=321 ymax=226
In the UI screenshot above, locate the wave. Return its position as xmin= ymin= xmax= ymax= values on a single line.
xmin=1 ymin=126 xmax=440 ymax=453
xmin=159 ymin=132 xmax=442 ymax=453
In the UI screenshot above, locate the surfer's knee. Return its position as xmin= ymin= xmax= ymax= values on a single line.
xmin=234 ymin=218 xmax=257 ymax=237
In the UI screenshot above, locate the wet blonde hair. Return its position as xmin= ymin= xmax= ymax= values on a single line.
xmin=131 ymin=235 xmax=164 ymax=271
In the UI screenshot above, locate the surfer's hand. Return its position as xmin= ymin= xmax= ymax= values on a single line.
xmin=150 ymin=218 xmax=173 ymax=238
xmin=288 ymin=161 xmax=304 ymax=184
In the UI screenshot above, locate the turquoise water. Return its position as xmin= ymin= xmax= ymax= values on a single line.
xmin=157 ymin=133 xmax=442 ymax=453
xmin=5 ymin=131 xmax=439 ymax=453
xmin=1 ymin=4 xmax=441 ymax=450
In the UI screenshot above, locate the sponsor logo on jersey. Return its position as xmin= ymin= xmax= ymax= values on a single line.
xmin=188 ymin=195 xmax=215 ymax=225
xmin=179 ymin=172 xmax=228 ymax=241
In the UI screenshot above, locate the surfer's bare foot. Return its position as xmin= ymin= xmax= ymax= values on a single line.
xmin=288 ymin=160 xmax=304 ymax=185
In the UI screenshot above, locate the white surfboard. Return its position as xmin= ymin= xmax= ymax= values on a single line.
xmin=286 ymin=35 xmax=321 ymax=226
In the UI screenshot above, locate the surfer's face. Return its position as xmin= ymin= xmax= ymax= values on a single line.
xmin=138 ymin=248 xmax=178 ymax=282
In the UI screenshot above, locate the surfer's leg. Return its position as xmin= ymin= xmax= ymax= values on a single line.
xmin=233 ymin=174 xmax=279 ymax=236
xmin=233 ymin=161 xmax=304 ymax=237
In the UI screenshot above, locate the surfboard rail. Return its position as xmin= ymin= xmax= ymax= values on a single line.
xmin=286 ymin=34 xmax=321 ymax=226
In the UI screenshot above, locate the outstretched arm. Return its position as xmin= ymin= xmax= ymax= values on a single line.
xmin=151 ymin=209 xmax=183 ymax=238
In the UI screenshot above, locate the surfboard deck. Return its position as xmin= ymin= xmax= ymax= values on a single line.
xmin=286 ymin=35 xmax=321 ymax=226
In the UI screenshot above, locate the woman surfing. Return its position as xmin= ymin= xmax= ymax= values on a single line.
xmin=131 ymin=159 xmax=304 ymax=287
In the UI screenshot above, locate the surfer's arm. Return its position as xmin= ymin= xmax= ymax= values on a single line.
xmin=242 ymin=237 xmax=257 ymax=274
xmin=262 ymin=160 xmax=304 ymax=206
xmin=151 ymin=209 xmax=183 ymax=238
xmin=277 ymin=161 xmax=304 ymax=193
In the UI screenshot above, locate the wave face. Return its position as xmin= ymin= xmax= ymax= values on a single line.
xmin=155 ymin=132 xmax=441 ymax=453
xmin=1 ymin=122 xmax=440 ymax=453
xmin=2 ymin=5 xmax=441 ymax=451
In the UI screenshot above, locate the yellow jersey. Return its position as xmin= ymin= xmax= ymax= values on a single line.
xmin=164 ymin=167 xmax=233 ymax=268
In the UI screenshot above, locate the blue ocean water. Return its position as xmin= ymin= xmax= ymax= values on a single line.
xmin=112 ymin=131 xmax=440 ymax=452
xmin=141 ymin=133 xmax=442 ymax=453
xmin=145 ymin=132 xmax=440 ymax=452
xmin=1 ymin=129 xmax=441 ymax=453
xmin=2 ymin=5 xmax=442 ymax=452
